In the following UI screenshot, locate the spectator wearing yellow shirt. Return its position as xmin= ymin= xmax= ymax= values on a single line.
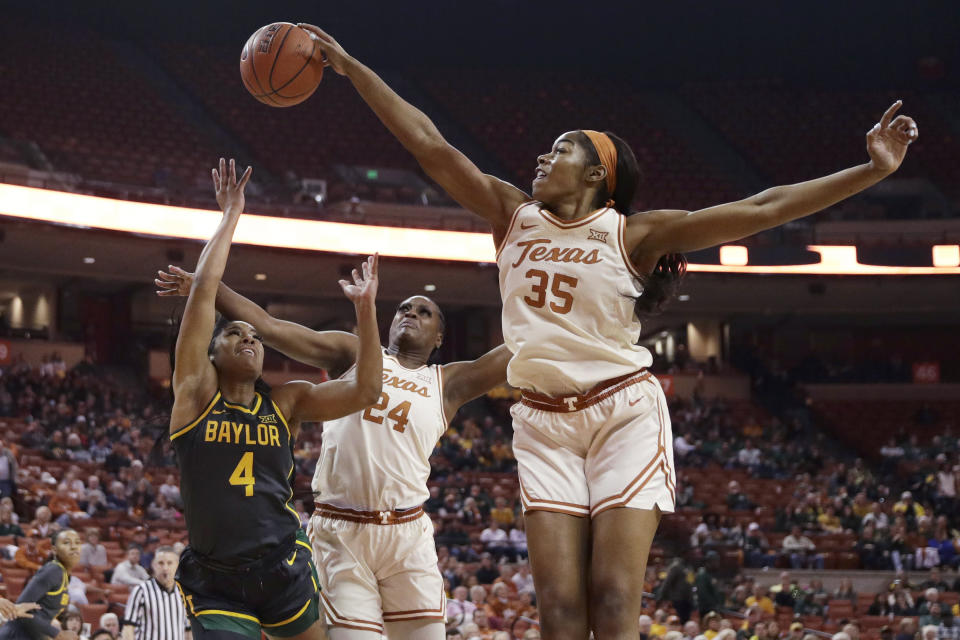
xmin=745 ymin=584 xmax=775 ymax=616
xmin=651 ymin=609 xmax=668 ymax=638
xmin=893 ymin=491 xmax=926 ymax=525
xmin=702 ymin=612 xmax=722 ymax=640
xmin=817 ymin=506 xmax=843 ymax=533
xmin=489 ymin=496 xmax=515 ymax=526
xmin=851 ymin=492 xmax=872 ymax=519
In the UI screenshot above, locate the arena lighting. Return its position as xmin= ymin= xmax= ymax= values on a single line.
xmin=932 ymin=245 xmax=960 ymax=268
xmin=719 ymin=245 xmax=748 ymax=266
xmin=2 ymin=183 xmax=960 ymax=275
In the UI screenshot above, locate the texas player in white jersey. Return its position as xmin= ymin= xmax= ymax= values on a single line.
xmin=301 ymin=22 xmax=919 ymax=640
xmin=155 ymin=269 xmax=509 ymax=640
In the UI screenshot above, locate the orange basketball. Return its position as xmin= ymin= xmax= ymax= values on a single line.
xmin=240 ymin=22 xmax=323 ymax=107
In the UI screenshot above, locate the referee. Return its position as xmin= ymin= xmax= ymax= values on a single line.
xmin=122 ymin=546 xmax=189 ymax=640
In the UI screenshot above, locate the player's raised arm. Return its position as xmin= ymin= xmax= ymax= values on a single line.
xmin=628 ymin=101 xmax=919 ymax=256
xmin=275 ymin=256 xmax=383 ymax=424
xmin=171 ymin=159 xmax=251 ymax=428
xmin=157 ymin=267 xmax=359 ymax=377
xmin=440 ymin=344 xmax=512 ymax=420
xmin=297 ymin=23 xmax=528 ymax=240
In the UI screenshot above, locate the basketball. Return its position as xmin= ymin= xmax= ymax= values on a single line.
xmin=240 ymin=22 xmax=323 ymax=107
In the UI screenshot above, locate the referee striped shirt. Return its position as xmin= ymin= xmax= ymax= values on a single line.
xmin=123 ymin=578 xmax=188 ymax=640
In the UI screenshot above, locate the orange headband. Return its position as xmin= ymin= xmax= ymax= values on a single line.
xmin=582 ymin=130 xmax=618 ymax=198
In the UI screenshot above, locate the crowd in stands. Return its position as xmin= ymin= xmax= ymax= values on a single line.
xmin=0 ymin=350 xmax=959 ymax=639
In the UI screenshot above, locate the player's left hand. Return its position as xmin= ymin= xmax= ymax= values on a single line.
xmin=866 ymin=100 xmax=918 ymax=174
xmin=339 ymin=254 xmax=379 ymax=306
xmin=155 ymin=265 xmax=194 ymax=297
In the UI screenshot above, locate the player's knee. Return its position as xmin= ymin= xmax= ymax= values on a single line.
xmin=537 ymin=583 xmax=588 ymax=627
xmin=589 ymin=579 xmax=639 ymax=633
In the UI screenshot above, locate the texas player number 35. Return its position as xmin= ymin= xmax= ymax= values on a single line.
xmin=523 ymin=269 xmax=578 ymax=314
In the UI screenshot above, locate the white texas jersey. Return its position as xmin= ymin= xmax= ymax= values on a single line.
xmin=497 ymin=202 xmax=652 ymax=396
xmin=312 ymin=350 xmax=447 ymax=510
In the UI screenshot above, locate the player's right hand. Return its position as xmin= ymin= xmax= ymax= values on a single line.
xmin=212 ymin=157 xmax=252 ymax=217
xmin=297 ymin=23 xmax=352 ymax=76
xmin=338 ymin=254 xmax=379 ymax=306
xmin=155 ymin=265 xmax=195 ymax=297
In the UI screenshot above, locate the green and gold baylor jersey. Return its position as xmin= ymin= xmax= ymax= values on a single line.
xmin=171 ymin=390 xmax=301 ymax=564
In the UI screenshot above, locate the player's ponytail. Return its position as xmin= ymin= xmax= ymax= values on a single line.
xmin=577 ymin=131 xmax=686 ymax=315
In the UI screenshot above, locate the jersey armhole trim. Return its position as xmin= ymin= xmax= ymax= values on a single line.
xmin=617 ymin=214 xmax=643 ymax=278
xmin=494 ymin=200 xmax=536 ymax=261
xmin=170 ymin=391 xmax=221 ymax=441
xmin=437 ymin=365 xmax=449 ymax=426
xmin=271 ymin=399 xmax=292 ymax=441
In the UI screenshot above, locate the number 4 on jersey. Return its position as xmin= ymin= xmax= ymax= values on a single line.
xmin=363 ymin=392 xmax=411 ymax=433
xmin=229 ymin=451 xmax=255 ymax=496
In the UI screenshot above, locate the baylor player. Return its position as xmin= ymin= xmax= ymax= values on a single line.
xmin=169 ymin=159 xmax=382 ymax=640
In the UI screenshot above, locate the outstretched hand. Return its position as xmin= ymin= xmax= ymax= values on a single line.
xmin=0 ymin=598 xmax=39 ymax=619
xmin=213 ymin=158 xmax=252 ymax=216
xmin=867 ymin=101 xmax=918 ymax=174
xmin=297 ymin=23 xmax=352 ymax=76
xmin=155 ymin=265 xmax=195 ymax=297
xmin=338 ymin=254 xmax=379 ymax=306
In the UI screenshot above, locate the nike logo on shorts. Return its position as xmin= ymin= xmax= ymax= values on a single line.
xmin=520 ymin=222 xmax=537 ymax=230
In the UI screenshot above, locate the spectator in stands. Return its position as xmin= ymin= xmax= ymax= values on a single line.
xmin=79 ymin=527 xmax=107 ymax=569
xmin=920 ymin=567 xmax=950 ymax=592
xmin=475 ymin=554 xmax=499 ymax=585
xmin=68 ymin=572 xmax=87 ymax=605
xmin=726 ymin=481 xmax=753 ymax=511
xmin=657 ymin=559 xmax=693 ymax=623
xmin=716 ymin=630 xmax=736 ymax=640
xmin=683 ymin=621 xmax=700 ymax=640
xmin=674 ymin=432 xmax=697 ymax=463
xmin=83 ymin=476 xmax=107 ymax=516
xmin=459 ymin=498 xmax=484 ymax=527
xmin=0 ymin=439 xmax=16 ymax=499
xmin=889 ymin=519 xmax=915 ymax=571
xmin=867 ymin=594 xmax=887 ymax=615
xmin=511 ymin=563 xmax=533 ymax=596
xmin=745 ymin=584 xmax=774 ymax=616
xmin=105 ymin=481 xmax=130 ymax=514
xmin=894 ymin=619 xmax=916 ymax=640
xmin=0 ymin=504 xmax=24 ymax=537
xmin=489 ymin=497 xmax=514 ymax=527
xmin=862 ymin=502 xmax=890 ymax=531
xmin=508 ymin=519 xmax=527 ymax=560
xmin=738 ymin=440 xmax=762 ymax=472
xmin=928 ymin=516 xmax=958 ymax=568
xmin=785 ymin=623 xmax=803 ymax=640
xmin=30 ymin=506 xmax=55 ymax=538
xmin=918 ymin=588 xmax=940 ymax=615
xmin=650 ymin=609 xmax=668 ymax=637
xmin=833 ymin=577 xmax=856 ymax=603
xmin=782 ymin=526 xmax=823 ymax=569
xmin=893 ymin=491 xmax=925 ymax=529
xmin=919 ymin=626 xmax=938 ymax=640
xmin=91 ymin=631 xmax=114 ymax=640
xmin=447 ymin=586 xmax=477 ymax=628
xmin=856 ymin=522 xmax=888 ymax=569
xmin=743 ymin=523 xmax=776 ymax=568
xmin=817 ymin=506 xmax=842 ymax=533
xmin=471 ymin=610 xmax=493 ymax=637
xmin=99 ymin=612 xmax=120 ymax=638
xmin=60 ymin=610 xmax=85 ymax=639
xmin=15 ymin=532 xmax=49 ymax=574
xmin=110 ymin=546 xmax=149 ymax=586
xmin=918 ymin=603 xmax=945 ymax=629
xmin=480 ymin=520 xmax=511 ymax=560
xmin=736 ymin=608 xmax=760 ymax=640
xmin=773 ymin=572 xmax=796 ymax=609
xmin=700 ymin=613 xmax=721 ymax=640
xmin=639 ymin=615 xmax=652 ymax=640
